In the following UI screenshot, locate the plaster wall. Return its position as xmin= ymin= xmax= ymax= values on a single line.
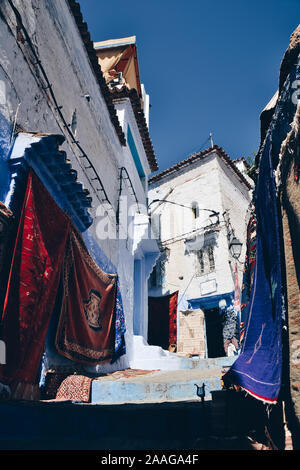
xmin=0 ymin=0 xmax=157 ymax=373
xmin=148 ymin=152 xmax=252 ymax=302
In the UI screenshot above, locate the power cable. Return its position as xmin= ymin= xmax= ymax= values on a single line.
xmin=177 ymin=272 xmax=196 ymax=310
xmin=6 ymin=0 xmax=114 ymax=212
xmin=186 ymin=135 xmax=212 ymax=158
xmin=116 ymin=166 xmax=141 ymax=237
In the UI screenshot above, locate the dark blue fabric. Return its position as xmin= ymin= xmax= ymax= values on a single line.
xmin=224 ymin=137 xmax=282 ymax=403
xmin=0 ymin=111 xmax=13 ymax=203
xmin=224 ymin=49 xmax=300 ymax=403
xmin=0 ymin=130 xmax=29 ymax=315
xmin=0 ymin=120 xmax=29 ymax=216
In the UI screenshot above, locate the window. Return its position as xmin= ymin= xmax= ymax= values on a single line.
xmin=191 ymin=202 xmax=199 ymax=219
xmin=195 ymin=245 xmax=215 ymax=276
xmin=207 ymin=245 xmax=215 ymax=272
xmin=71 ymin=109 xmax=77 ymax=136
xmin=195 ymin=249 xmax=204 ymax=276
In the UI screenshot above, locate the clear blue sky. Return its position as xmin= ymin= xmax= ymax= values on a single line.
xmin=80 ymin=0 xmax=300 ymax=174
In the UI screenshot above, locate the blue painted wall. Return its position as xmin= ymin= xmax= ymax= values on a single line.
xmin=127 ymin=124 xmax=145 ymax=178
xmin=188 ymin=291 xmax=234 ymax=311
xmin=0 ymin=111 xmax=13 ymax=203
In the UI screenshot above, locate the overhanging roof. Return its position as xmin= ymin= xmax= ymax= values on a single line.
xmin=94 ymin=36 xmax=136 ymax=50
xmin=67 ymin=3 xmax=158 ymax=172
xmin=94 ymin=35 xmax=143 ymax=100
xmin=111 ymin=86 xmax=158 ymax=172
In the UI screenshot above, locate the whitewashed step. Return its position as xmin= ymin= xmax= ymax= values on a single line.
xmin=129 ymin=335 xmax=236 ymax=371
xmin=91 ymin=368 xmax=225 ymax=404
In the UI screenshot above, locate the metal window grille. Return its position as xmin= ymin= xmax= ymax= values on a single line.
xmin=195 ymin=249 xmax=205 ymax=276
xmin=207 ymin=245 xmax=215 ymax=272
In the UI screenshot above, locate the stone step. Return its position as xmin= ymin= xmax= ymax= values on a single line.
xmin=129 ymin=335 xmax=236 ymax=371
xmin=91 ymin=368 xmax=227 ymax=404
xmin=130 ymin=355 xmax=235 ymax=371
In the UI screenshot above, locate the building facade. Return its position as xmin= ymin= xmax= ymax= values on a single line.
xmin=148 ymin=146 xmax=253 ymax=357
xmin=0 ymin=0 xmax=159 ymax=400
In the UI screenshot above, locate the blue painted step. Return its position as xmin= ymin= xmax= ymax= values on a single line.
xmin=91 ymin=362 xmax=235 ymax=404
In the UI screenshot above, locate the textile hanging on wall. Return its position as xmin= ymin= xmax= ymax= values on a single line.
xmin=55 ymin=228 xmax=117 ymax=364
xmin=0 ymin=201 xmax=14 ymax=278
xmin=222 ymin=302 xmax=239 ymax=355
xmin=169 ymin=290 xmax=178 ymax=346
xmin=82 ymin=231 xmax=126 ymax=363
xmin=240 ymin=207 xmax=257 ymax=344
xmin=0 ymin=171 xmax=70 ymax=399
xmin=148 ymin=291 xmax=178 ymax=350
xmin=224 ymin=138 xmax=283 ymax=404
xmin=0 ymin=202 xmax=15 ymax=315
xmin=113 ymin=283 xmax=126 ymax=361
xmin=41 ymin=234 xmax=126 ymax=377
xmin=233 ymin=263 xmax=241 ymax=313
xmin=0 ymin=110 xmax=13 ymax=204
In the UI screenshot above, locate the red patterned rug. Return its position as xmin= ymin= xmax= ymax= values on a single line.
xmin=55 ymin=228 xmax=117 ymax=365
xmin=44 ymin=370 xmax=160 ymax=403
xmin=108 ymin=369 xmax=160 ymax=379
xmin=0 ymin=171 xmax=70 ymax=395
xmin=56 ymin=375 xmax=93 ymax=403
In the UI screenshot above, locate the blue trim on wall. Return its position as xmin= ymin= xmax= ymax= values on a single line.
xmin=188 ymin=291 xmax=234 ymax=311
xmin=127 ymin=125 xmax=145 ymax=178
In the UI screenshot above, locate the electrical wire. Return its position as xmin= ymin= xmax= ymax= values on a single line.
xmin=0 ymin=62 xmax=22 ymax=105
xmin=6 ymin=0 xmax=153 ymax=244
xmin=115 ymin=166 xmax=141 ymax=237
xmin=177 ymin=272 xmax=196 ymax=310
xmin=159 ymin=136 xmax=212 ymax=175
xmin=119 ymin=167 xmax=141 ymax=213
xmin=6 ymin=0 xmax=114 ymax=212
xmin=160 ymin=222 xmax=222 ymax=247
xmin=10 ymin=102 xmax=21 ymax=144
xmin=185 ymin=135 xmax=212 ymax=158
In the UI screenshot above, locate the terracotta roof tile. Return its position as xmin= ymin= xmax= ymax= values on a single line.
xmin=67 ymin=0 xmax=126 ymax=146
xmin=110 ymin=86 xmax=158 ymax=172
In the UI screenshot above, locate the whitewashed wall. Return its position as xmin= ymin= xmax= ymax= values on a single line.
xmin=0 ymin=0 xmax=123 ymax=262
xmin=148 ymin=151 xmax=252 ymax=301
xmin=0 ymin=0 xmax=156 ymax=372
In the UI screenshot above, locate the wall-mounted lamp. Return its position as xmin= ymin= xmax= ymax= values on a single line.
xmin=229 ymin=236 xmax=243 ymax=260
